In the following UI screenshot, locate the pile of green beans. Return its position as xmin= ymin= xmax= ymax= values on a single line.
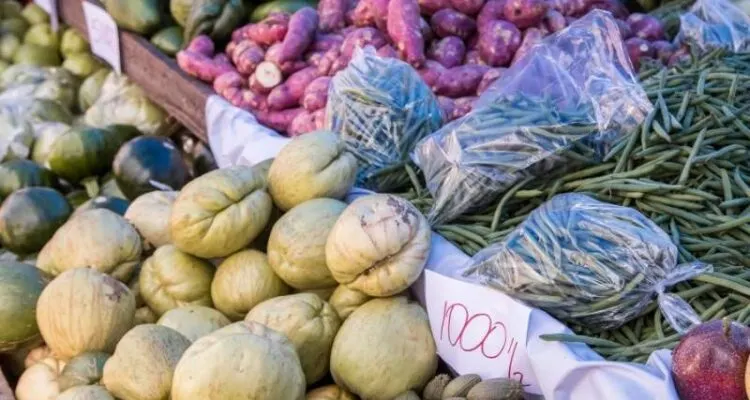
xmin=397 ymin=49 xmax=750 ymax=361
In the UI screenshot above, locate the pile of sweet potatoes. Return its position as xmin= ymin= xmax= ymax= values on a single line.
xmin=177 ymin=0 xmax=670 ymax=136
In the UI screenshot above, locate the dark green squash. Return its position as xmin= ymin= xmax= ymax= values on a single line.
xmin=0 ymin=261 xmax=47 ymax=352
xmin=0 ymin=159 xmax=57 ymax=198
xmin=112 ymin=136 xmax=190 ymax=200
xmin=74 ymin=196 xmax=130 ymax=217
xmin=66 ymin=190 xmax=89 ymax=208
xmin=46 ymin=125 xmax=139 ymax=184
xmin=0 ymin=187 xmax=72 ymax=254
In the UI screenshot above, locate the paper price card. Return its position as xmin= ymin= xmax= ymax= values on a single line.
xmin=34 ymin=0 xmax=59 ymax=31
xmin=423 ymin=269 xmax=541 ymax=394
xmin=82 ymin=1 xmax=121 ymax=74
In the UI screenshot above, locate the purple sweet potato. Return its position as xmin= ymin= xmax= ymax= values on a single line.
xmin=377 ymin=44 xmax=400 ymax=58
xmin=476 ymin=67 xmax=505 ymax=95
xmin=312 ymin=33 xmax=344 ymax=51
xmin=250 ymin=61 xmax=283 ymax=93
xmin=547 ymin=0 xmax=569 ymax=15
xmin=177 ymin=50 xmax=232 ymax=82
xmin=255 ymin=108 xmax=306 ymax=133
xmin=431 ymin=9 xmax=477 ymax=39
xmin=467 ymin=34 xmax=479 ymax=49
xmin=587 ymin=0 xmax=627 ymax=19
xmin=244 ymin=13 xmax=290 ymax=46
xmin=418 ymin=0 xmax=451 ymax=15
xmin=478 ymin=20 xmax=521 ymax=67
xmin=625 ymin=37 xmax=654 ymax=70
xmin=277 ymin=8 xmax=319 ymax=63
xmin=186 ymin=35 xmax=215 ymax=56
xmin=232 ymin=40 xmax=266 ymax=75
xmin=477 ymin=0 xmax=506 ymax=32
xmin=434 ymin=64 xmax=489 ymax=97
xmin=315 ymin=48 xmax=341 ymax=75
xmin=318 ymin=0 xmax=348 ymax=32
xmin=242 ymin=89 xmax=268 ymax=111
xmin=544 ymin=9 xmax=566 ymax=33
xmin=452 ymin=96 xmax=476 ymax=119
xmin=341 ymin=27 xmax=389 ymax=60
xmin=568 ymin=0 xmax=589 ymax=16
xmin=223 ymin=87 xmax=244 ymax=108
xmin=615 ymin=19 xmax=632 ymax=40
xmin=387 ymin=0 xmax=426 ymax=67
xmin=450 ymin=0 xmax=485 ymax=15
xmin=302 ymin=76 xmax=331 ymax=111
xmin=652 ymin=40 xmax=676 ymax=65
xmin=464 ymin=49 xmax=483 ymax=64
xmin=267 ymin=66 xmax=321 ymax=110
xmin=418 ymin=60 xmax=447 ymax=87
xmin=511 ymin=27 xmax=543 ymax=64
xmin=437 ymin=96 xmax=455 ymax=120
xmin=288 ymin=110 xmax=318 ymax=135
xmin=504 ymin=0 xmax=547 ymax=29
xmin=213 ymin=71 xmax=244 ymax=97
xmin=266 ymin=43 xmax=309 ymax=75
xmin=351 ymin=0 xmax=390 ymax=29
xmin=420 ymin=17 xmax=434 ymax=44
xmin=428 ymin=36 xmax=466 ymax=68
xmin=627 ymin=13 xmax=665 ymax=41
xmin=226 ymin=40 xmax=240 ymax=59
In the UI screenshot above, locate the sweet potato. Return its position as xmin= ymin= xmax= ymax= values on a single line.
xmin=177 ymin=50 xmax=233 ymax=83
xmin=464 ymin=49 xmax=483 ymax=64
xmin=353 ymin=0 xmax=389 ymax=29
xmin=504 ymin=0 xmax=547 ymax=29
xmin=289 ymin=110 xmax=319 ymax=135
xmin=318 ymin=0 xmax=348 ymax=32
xmin=437 ymin=96 xmax=455 ymax=120
xmin=452 ymin=96 xmax=476 ymax=119
xmin=242 ymin=89 xmax=268 ymax=111
xmin=568 ymin=0 xmax=588 ymax=16
xmin=277 ymin=8 xmax=319 ymax=63
xmin=420 ymin=17 xmax=434 ymax=44
xmin=377 ymin=44 xmax=399 ymax=58
xmin=418 ymin=60 xmax=447 ymax=87
xmin=226 ymin=40 xmax=240 ymax=59
xmin=476 ymin=67 xmax=504 ymax=95
xmin=223 ymin=87 xmax=244 ymax=108
xmin=214 ymin=54 xmax=233 ymax=68
xmin=244 ymin=13 xmax=291 ymax=46
xmin=418 ymin=0 xmax=450 ymax=15
xmin=431 ymin=10 xmax=476 ymax=40
xmin=301 ymin=76 xmax=331 ymax=111
xmin=254 ymin=108 xmax=305 ymax=133
xmin=478 ymin=20 xmax=521 ymax=67
xmin=627 ymin=13 xmax=665 ymax=41
xmin=547 ymin=0 xmax=569 ymax=15
xmin=477 ymin=0 xmax=506 ymax=32
xmin=544 ymin=9 xmax=566 ymax=33
xmin=311 ymin=108 xmax=326 ymax=129
xmin=450 ymin=0 xmax=485 ymax=16
xmin=315 ymin=48 xmax=341 ymax=75
xmin=250 ymin=61 xmax=283 ymax=93
xmin=428 ymin=36 xmax=466 ymax=68
xmin=214 ymin=71 xmax=244 ymax=96
xmin=186 ymin=35 xmax=215 ymax=57
xmin=266 ymin=43 xmax=309 ymax=75
xmin=341 ymin=27 xmax=388 ymax=60
xmin=511 ymin=27 xmax=543 ymax=64
xmin=232 ymin=40 xmax=266 ymax=75
xmin=268 ymin=66 xmax=321 ymax=110
xmin=387 ymin=0 xmax=426 ymax=67
xmin=312 ymin=33 xmax=344 ymax=51
xmin=434 ymin=64 xmax=488 ymax=97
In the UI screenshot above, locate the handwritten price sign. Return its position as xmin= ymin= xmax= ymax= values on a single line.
xmin=33 ymin=0 xmax=58 ymax=31
xmin=423 ymin=269 xmax=540 ymax=394
xmin=82 ymin=2 xmax=121 ymax=74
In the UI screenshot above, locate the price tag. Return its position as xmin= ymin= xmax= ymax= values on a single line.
xmin=34 ymin=0 xmax=59 ymax=31
xmin=82 ymin=1 xmax=121 ymax=74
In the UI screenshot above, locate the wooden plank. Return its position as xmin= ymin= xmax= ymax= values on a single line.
xmin=58 ymin=0 xmax=213 ymax=142
xmin=0 ymin=367 xmax=13 ymax=400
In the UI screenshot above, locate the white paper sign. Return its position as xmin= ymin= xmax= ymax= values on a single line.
xmin=82 ymin=2 xmax=121 ymax=74
xmin=423 ymin=269 xmax=540 ymax=394
xmin=34 ymin=0 xmax=59 ymax=31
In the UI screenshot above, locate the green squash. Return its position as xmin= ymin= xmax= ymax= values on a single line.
xmin=47 ymin=126 xmax=138 ymax=184
xmin=0 ymin=18 xmax=29 ymax=39
xmin=151 ymin=26 xmax=183 ymax=57
xmin=58 ymin=351 xmax=110 ymax=391
xmin=0 ymin=159 xmax=57 ymax=198
xmin=184 ymin=0 xmax=246 ymax=43
xmin=0 ymin=187 xmax=72 ymax=254
xmin=170 ymin=0 xmax=192 ymax=27
xmin=250 ymin=0 xmax=318 ymax=22
xmin=75 ymin=196 xmax=130 ymax=217
xmin=60 ymin=29 xmax=89 ymax=58
xmin=0 ymin=1 xmax=23 ymax=19
xmin=12 ymin=43 xmax=60 ymax=66
xmin=102 ymin=0 xmax=164 ymax=35
xmin=62 ymin=53 xmax=105 ymax=79
xmin=78 ymin=68 xmax=110 ymax=113
xmin=112 ymin=136 xmax=190 ymax=200
xmin=0 ymin=34 xmax=20 ymax=61
xmin=23 ymin=23 xmax=60 ymax=49
xmin=0 ymin=261 xmax=47 ymax=352
xmin=21 ymin=3 xmax=50 ymax=25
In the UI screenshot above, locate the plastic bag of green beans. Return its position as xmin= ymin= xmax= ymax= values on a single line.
xmin=326 ymin=47 xmax=444 ymax=192
xmin=461 ymin=193 xmax=712 ymax=333
xmin=677 ymin=0 xmax=750 ymax=54
xmin=413 ymin=11 xmax=653 ymax=225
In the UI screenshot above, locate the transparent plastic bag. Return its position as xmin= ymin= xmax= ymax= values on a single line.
xmin=413 ymin=11 xmax=653 ymax=224
xmin=461 ymin=193 xmax=711 ymax=332
xmin=0 ymin=66 xmax=79 ymax=111
xmin=0 ymin=97 xmax=73 ymax=162
xmin=326 ymin=47 xmax=443 ymax=192
xmin=676 ymin=0 xmax=750 ymax=53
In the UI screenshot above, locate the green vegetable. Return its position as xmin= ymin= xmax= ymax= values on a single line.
xmin=31 ymin=121 xmax=71 ymax=167
xmin=113 ymin=136 xmax=190 ymax=199
xmin=75 ymin=195 xmax=130 ymax=217
xmin=0 ymin=159 xmax=57 ymax=198
xmin=0 ymin=18 xmax=29 ymax=39
xmin=60 ymin=29 xmax=90 ymax=58
xmin=0 ymin=34 xmax=20 ymax=61
xmin=151 ymin=26 xmax=183 ymax=57
xmin=47 ymin=125 xmax=138 ymax=184
xmin=250 ymin=0 xmax=318 ymax=22
xmin=102 ymin=0 xmax=164 ymax=35
xmin=12 ymin=43 xmax=60 ymax=66
xmin=0 ymin=261 xmax=47 ymax=352
xmin=58 ymin=352 xmax=110 ymax=391
xmin=184 ymin=0 xmax=246 ymax=43
xmin=23 ymin=98 xmax=73 ymax=124
xmin=170 ymin=0 xmax=193 ymax=27
xmin=78 ymin=68 xmax=110 ymax=112
xmin=0 ymin=1 xmax=23 ymax=19
xmin=99 ymin=173 xmax=128 ymax=199
xmin=20 ymin=3 xmax=50 ymax=25
xmin=0 ymin=187 xmax=72 ymax=254
xmin=66 ymin=190 xmax=90 ymax=207
xmin=62 ymin=53 xmax=105 ymax=78
xmin=23 ymin=23 xmax=59 ymax=48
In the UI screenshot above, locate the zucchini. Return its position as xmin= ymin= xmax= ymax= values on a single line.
xmin=112 ymin=136 xmax=190 ymax=199
xmin=0 ymin=187 xmax=71 ymax=254
xmin=0 ymin=159 xmax=57 ymax=198
xmin=74 ymin=195 xmax=130 ymax=217
xmin=250 ymin=0 xmax=318 ymax=22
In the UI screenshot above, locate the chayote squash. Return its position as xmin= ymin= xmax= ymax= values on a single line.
xmin=62 ymin=53 xmax=105 ymax=79
xmin=23 ymin=23 xmax=60 ymax=49
xmin=57 ymin=385 xmax=115 ymax=400
xmin=157 ymin=306 xmax=230 ymax=342
xmin=0 ymin=187 xmax=72 ymax=254
xmin=0 ymin=34 xmax=20 ymax=61
xmin=58 ymin=352 xmax=110 ymax=391
xmin=60 ymin=29 xmax=89 ymax=59
xmin=0 ymin=1 xmax=23 ymax=20
xmin=13 ymin=43 xmax=60 ymax=66
xmin=20 ymin=3 xmax=50 ymax=25
xmin=78 ymin=68 xmax=109 ymax=112
xmin=151 ymin=25 xmax=183 ymax=56
xmin=170 ymin=0 xmax=192 ymax=26
xmin=0 ymin=17 xmax=29 ymax=39
xmin=124 ymin=190 xmax=177 ymax=249
xmin=0 ymin=159 xmax=57 ymax=198
xmin=15 ymin=355 xmax=65 ymax=400
xmin=102 ymin=0 xmax=164 ymax=35
xmin=112 ymin=136 xmax=190 ymax=200
xmin=0 ymin=261 xmax=47 ymax=352
xmin=183 ymin=0 xmax=246 ymax=43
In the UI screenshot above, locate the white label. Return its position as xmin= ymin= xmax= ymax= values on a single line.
xmin=34 ymin=0 xmax=59 ymax=31
xmin=82 ymin=2 xmax=121 ymax=74
xmin=422 ymin=269 xmax=541 ymax=394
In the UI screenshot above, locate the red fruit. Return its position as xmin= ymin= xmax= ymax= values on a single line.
xmin=503 ymin=0 xmax=548 ymax=29
xmin=672 ymin=318 xmax=750 ymax=400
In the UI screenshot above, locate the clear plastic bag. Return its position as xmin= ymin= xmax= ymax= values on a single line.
xmin=413 ymin=11 xmax=653 ymax=224
xmin=0 ymin=66 xmax=79 ymax=111
xmin=0 ymin=98 xmax=73 ymax=162
xmin=676 ymin=0 xmax=750 ymax=53
xmin=326 ymin=47 xmax=443 ymax=192
xmin=460 ymin=193 xmax=711 ymax=332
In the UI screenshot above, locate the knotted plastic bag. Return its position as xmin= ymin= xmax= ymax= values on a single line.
xmin=676 ymin=0 xmax=750 ymax=53
xmin=460 ymin=193 xmax=711 ymax=332
xmin=413 ymin=10 xmax=653 ymax=225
